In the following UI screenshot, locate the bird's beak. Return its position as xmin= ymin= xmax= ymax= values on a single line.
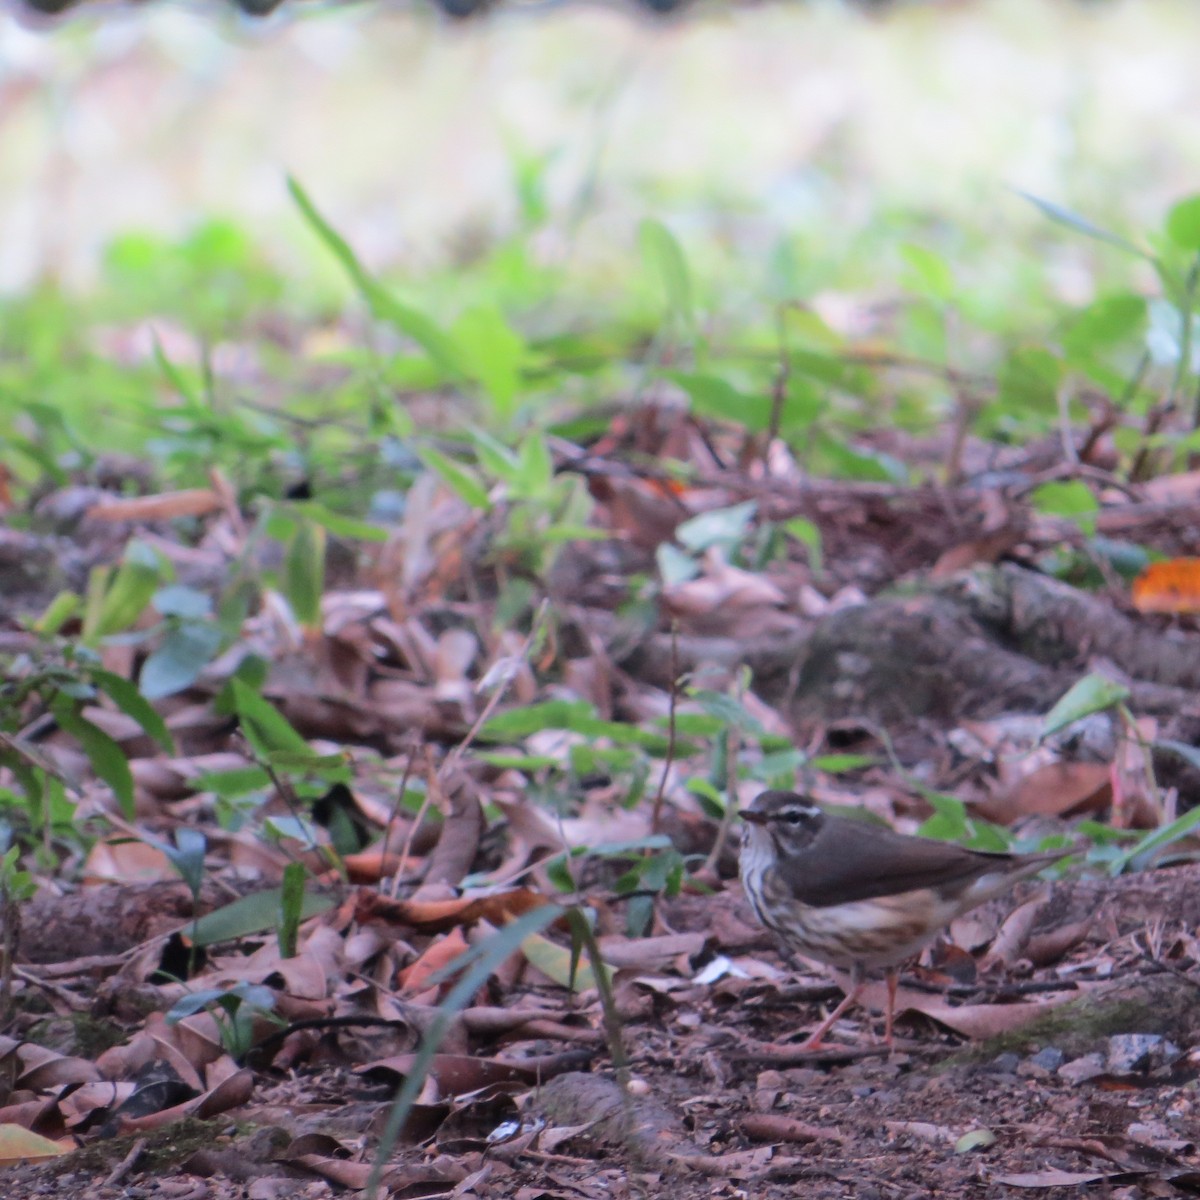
xmin=739 ymin=809 xmax=767 ymax=826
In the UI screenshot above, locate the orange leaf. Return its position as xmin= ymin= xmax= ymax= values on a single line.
xmin=339 ymin=849 xmax=424 ymax=885
xmin=397 ymin=927 xmax=469 ymax=996
xmin=82 ymin=839 xmax=175 ymax=886
xmin=354 ymin=887 xmax=552 ymax=934
xmin=1132 ymin=558 xmax=1200 ymax=614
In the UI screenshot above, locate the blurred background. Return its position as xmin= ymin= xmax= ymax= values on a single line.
xmin=2 ymin=0 xmax=1199 ymax=295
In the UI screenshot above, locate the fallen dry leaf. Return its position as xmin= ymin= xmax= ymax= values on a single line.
xmin=858 ymin=979 xmax=1079 ymax=1040
xmin=1132 ymin=557 xmax=1200 ymax=613
xmin=398 ymin=926 xmax=471 ymax=996
xmin=0 ymin=1124 xmax=74 ymax=1166
xmin=991 ymin=1169 xmax=1147 ymax=1188
xmin=986 ymin=761 xmax=1112 ymax=822
xmin=354 ymin=887 xmax=553 ymax=934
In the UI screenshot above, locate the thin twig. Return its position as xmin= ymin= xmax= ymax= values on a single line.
xmin=384 ymin=744 xmax=421 ymax=899
xmin=441 ymin=599 xmax=550 ymax=780
xmin=103 ymin=1138 xmax=146 ymax=1188
xmin=648 ymin=621 xmax=680 ymax=839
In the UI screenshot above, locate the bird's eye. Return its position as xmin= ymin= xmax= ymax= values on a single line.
xmin=781 ymin=810 xmax=807 ymax=825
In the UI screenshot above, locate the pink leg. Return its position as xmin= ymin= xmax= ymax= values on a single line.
xmin=798 ymin=969 xmax=864 ymax=1049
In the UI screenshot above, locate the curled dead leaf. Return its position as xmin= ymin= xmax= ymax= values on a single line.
xmin=354 ymin=887 xmax=553 ymax=934
xmin=398 ymin=927 xmax=471 ymax=996
xmin=981 ymin=761 xmax=1111 ymax=824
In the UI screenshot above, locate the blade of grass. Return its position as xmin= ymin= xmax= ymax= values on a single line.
xmin=366 ymin=904 xmax=563 ymax=1198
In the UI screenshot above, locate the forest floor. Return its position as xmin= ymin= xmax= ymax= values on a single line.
xmin=3 ymin=369 xmax=1200 ymax=1198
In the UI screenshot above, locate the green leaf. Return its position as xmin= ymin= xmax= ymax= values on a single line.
xmin=89 ymin=669 xmax=174 ymax=753
xmin=670 ymin=372 xmax=772 ymax=431
xmin=470 ymin=429 xmax=520 ymax=480
xmin=899 ymin=299 xmax=946 ymax=362
xmin=376 ymin=296 xmax=464 ymax=380
xmin=1018 ymin=191 xmax=1146 ymax=258
xmin=1166 ymin=195 xmax=1200 ymax=251
xmin=751 ymin=748 xmax=810 ymax=782
xmin=140 ymin=622 xmax=222 ymax=700
xmin=193 ymin=766 xmax=271 ymax=796
xmin=1108 ymin=804 xmax=1200 ymax=875
xmin=452 ymin=305 xmax=525 ymax=418
xmin=785 ymin=518 xmax=823 ymax=577
xmin=83 ymin=540 xmax=162 ymax=642
xmin=656 ymin=543 xmax=698 ymax=586
xmin=811 ymin=431 xmax=906 ymax=482
xmin=474 ymin=752 xmax=559 ymax=771
xmin=480 ymin=699 xmax=592 ymax=737
xmin=996 ymin=346 xmax=1062 ymax=416
xmin=1042 ymin=672 xmax=1131 ymax=738
xmin=153 ymin=586 xmax=213 ymax=620
xmin=545 ymin=854 xmax=578 ymax=893
xmin=278 ymin=861 xmax=307 ymax=959
xmin=263 ymin=751 xmax=349 ymax=776
xmin=264 ymin=814 xmax=321 ymax=848
xmin=916 ymin=793 xmax=972 ymax=843
xmin=166 ymin=981 xmax=277 ymax=1024
xmin=639 ymin=218 xmax=693 ymax=324
xmin=1062 ymin=295 xmax=1147 ymax=362
xmin=513 ymin=434 xmax=553 ymax=499
xmin=284 ymin=519 xmax=326 ymax=630
xmin=163 ymin=828 xmax=207 ymax=897
xmin=691 ymin=690 xmax=766 ymax=735
xmin=52 ymin=699 xmax=135 ymax=819
xmin=418 ymin=447 xmax=491 ymax=510
xmin=189 ymin=886 xmax=335 ymax=946
xmin=479 ymin=701 xmax=680 ymax=753
xmin=230 ymin=679 xmax=311 ymax=757
xmin=809 ymin=753 xmax=877 ymax=772
xmin=1030 ymin=480 xmax=1099 ymax=535
xmin=32 ymin=591 xmax=80 ymax=636
xmin=292 ymin=502 xmax=388 ymax=541
xmin=521 ymin=929 xmax=597 ymax=991
xmin=675 ymin=501 xmax=757 ymax=555
xmin=166 ymin=988 xmax=235 ymax=1022
xmin=153 ymin=333 xmax=203 ymax=406
xmin=288 ymin=176 xmax=463 ymax=377
xmin=900 ymin=242 xmax=955 ymax=302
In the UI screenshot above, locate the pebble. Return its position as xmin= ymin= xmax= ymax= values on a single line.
xmin=1028 ymin=1047 xmax=1065 ymax=1071
xmin=1058 ymin=1053 xmax=1106 ymax=1085
xmin=987 ymin=1053 xmax=1021 ymax=1075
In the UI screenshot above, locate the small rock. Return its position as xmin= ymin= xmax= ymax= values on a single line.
xmin=1106 ymin=1034 xmax=1182 ymax=1076
xmin=1058 ymin=1053 xmax=1106 ymax=1085
xmin=781 ymin=1067 xmax=825 ymax=1087
xmin=987 ymin=1053 xmax=1021 ymax=1075
xmin=1028 ymin=1047 xmax=1065 ymax=1071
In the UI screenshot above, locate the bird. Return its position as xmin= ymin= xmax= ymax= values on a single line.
xmin=738 ymin=788 xmax=1078 ymax=1049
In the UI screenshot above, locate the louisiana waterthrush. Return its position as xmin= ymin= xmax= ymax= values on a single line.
xmin=738 ymin=789 xmax=1076 ymax=1048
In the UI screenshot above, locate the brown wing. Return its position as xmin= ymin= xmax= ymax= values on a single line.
xmin=785 ymin=813 xmax=1016 ymax=908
